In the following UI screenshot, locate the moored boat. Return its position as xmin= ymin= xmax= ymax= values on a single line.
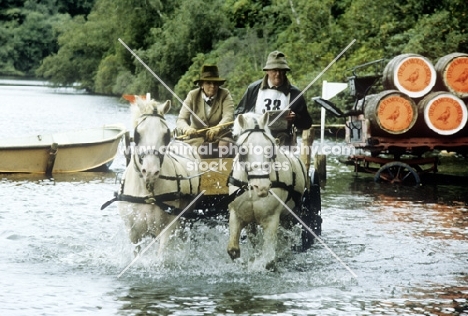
xmin=0 ymin=124 xmax=127 ymax=174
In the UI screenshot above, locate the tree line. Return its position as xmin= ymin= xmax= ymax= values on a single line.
xmin=1 ymin=0 xmax=467 ymax=119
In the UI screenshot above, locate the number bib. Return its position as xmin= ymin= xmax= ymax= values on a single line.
xmin=255 ymin=88 xmax=290 ymax=113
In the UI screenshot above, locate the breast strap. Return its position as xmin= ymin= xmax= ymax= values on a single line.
xmin=226 ymin=170 xmax=301 ymax=207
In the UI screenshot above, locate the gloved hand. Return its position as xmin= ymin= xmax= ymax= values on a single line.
xmin=285 ymin=110 xmax=296 ymax=123
xmin=184 ymin=127 xmax=198 ymax=138
xmin=205 ymin=126 xmax=221 ymax=142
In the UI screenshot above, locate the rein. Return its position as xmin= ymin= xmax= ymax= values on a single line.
xmin=101 ymin=189 xmax=195 ymax=216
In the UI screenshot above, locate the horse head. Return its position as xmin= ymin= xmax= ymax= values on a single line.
xmin=234 ymin=113 xmax=277 ymax=197
xmin=130 ymin=96 xmax=172 ymax=191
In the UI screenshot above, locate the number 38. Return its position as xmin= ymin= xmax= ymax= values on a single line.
xmin=263 ymin=99 xmax=281 ymax=111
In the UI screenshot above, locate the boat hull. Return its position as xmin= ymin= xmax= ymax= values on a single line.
xmin=0 ymin=125 xmax=126 ymax=174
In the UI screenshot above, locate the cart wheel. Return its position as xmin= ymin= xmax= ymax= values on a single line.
xmin=309 ymin=168 xmax=320 ymax=186
xmin=374 ymin=161 xmax=420 ymax=185
xmin=299 ymin=175 xmax=322 ymax=252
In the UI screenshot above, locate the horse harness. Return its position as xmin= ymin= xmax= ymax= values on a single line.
xmin=100 ymin=171 xmax=199 ymax=217
xmin=101 ymin=111 xmax=199 ymax=217
xmin=132 ymin=111 xmax=170 ymax=176
xmin=226 ymin=122 xmax=304 ymax=207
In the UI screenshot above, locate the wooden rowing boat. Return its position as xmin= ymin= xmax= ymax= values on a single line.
xmin=0 ymin=124 xmax=127 ymax=174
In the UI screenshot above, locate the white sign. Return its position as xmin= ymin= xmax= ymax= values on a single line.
xmin=322 ymin=81 xmax=348 ymax=100
xmin=320 ymin=81 xmax=348 ymax=144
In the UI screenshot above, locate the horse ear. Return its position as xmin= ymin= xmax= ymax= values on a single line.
xmin=160 ymin=100 xmax=171 ymax=115
xmin=237 ymin=114 xmax=245 ymax=128
xmin=259 ymin=112 xmax=269 ymax=128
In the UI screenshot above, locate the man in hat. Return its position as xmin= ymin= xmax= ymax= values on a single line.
xmin=235 ymin=51 xmax=312 ymax=146
xmin=176 ymin=64 xmax=234 ymax=157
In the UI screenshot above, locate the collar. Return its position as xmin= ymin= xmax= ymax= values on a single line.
xmin=202 ymin=91 xmax=217 ymax=104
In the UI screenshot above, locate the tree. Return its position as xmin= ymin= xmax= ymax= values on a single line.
xmin=13 ymin=11 xmax=59 ymax=75
xmin=0 ymin=0 xmax=96 ymax=76
xmin=2 ymin=0 xmax=465 ymax=106
xmin=141 ymin=0 xmax=233 ymax=100
xmin=36 ymin=14 xmax=110 ymax=90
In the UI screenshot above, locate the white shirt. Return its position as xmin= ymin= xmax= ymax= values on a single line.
xmin=203 ymin=92 xmax=216 ymax=117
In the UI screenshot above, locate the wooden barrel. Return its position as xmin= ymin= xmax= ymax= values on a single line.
xmin=363 ymin=90 xmax=418 ymax=136
xmin=434 ymin=52 xmax=468 ymax=99
xmin=417 ymin=91 xmax=468 ymax=136
xmin=383 ymin=54 xmax=436 ymax=98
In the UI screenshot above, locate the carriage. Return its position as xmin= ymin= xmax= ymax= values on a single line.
xmin=103 ymin=95 xmax=322 ymax=270
xmin=315 ymin=54 xmax=468 ymax=185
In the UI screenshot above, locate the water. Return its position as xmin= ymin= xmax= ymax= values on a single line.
xmin=1 ymin=79 xmax=467 ymax=315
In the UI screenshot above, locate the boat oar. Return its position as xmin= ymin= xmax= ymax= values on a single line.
xmin=175 ymin=121 xmax=233 ymax=140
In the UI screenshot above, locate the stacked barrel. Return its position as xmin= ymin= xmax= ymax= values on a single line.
xmin=362 ymin=53 xmax=468 ymax=138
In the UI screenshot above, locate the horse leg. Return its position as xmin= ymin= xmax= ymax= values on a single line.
xmin=148 ymin=212 xmax=179 ymax=259
xmin=156 ymin=227 xmax=171 ymax=258
xmin=246 ymin=223 xmax=258 ymax=249
xmin=227 ymin=208 xmax=245 ymax=260
xmin=119 ymin=204 xmax=148 ymax=256
xmin=260 ymin=213 xmax=281 ymax=270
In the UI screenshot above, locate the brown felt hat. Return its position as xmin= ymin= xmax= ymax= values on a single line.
xmin=263 ymin=51 xmax=291 ymax=71
xmin=194 ymin=65 xmax=226 ymax=85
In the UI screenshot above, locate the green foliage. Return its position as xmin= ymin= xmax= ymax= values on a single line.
xmin=13 ymin=11 xmax=58 ymax=74
xmin=0 ymin=0 xmax=95 ymax=76
xmin=36 ymin=13 xmax=111 ymax=90
xmin=0 ymin=22 xmax=19 ymax=75
xmin=95 ymin=54 xmax=120 ymax=94
xmin=142 ymin=0 xmax=233 ymax=100
xmin=1 ymin=0 xmax=467 ymax=127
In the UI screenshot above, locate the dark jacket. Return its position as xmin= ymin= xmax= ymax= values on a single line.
xmin=235 ymin=76 xmax=312 ymax=130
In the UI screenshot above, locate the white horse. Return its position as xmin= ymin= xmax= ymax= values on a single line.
xmin=118 ymin=96 xmax=200 ymax=257
xmin=227 ymin=112 xmax=307 ymax=270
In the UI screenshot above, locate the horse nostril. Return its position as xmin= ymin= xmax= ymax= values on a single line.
xmin=154 ymin=171 xmax=160 ymax=177
xmin=141 ymin=168 xmax=146 ymax=175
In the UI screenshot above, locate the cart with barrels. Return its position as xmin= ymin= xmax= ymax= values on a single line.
xmin=316 ymin=53 xmax=468 ymax=185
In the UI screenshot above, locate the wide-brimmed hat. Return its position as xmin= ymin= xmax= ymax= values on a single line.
xmin=263 ymin=51 xmax=291 ymax=71
xmin=194 ymin=65 xmax=226 ymax=85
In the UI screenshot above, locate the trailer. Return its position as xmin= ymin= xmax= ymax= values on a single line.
xmin=315 ymin=54 xmax=468 ymax=185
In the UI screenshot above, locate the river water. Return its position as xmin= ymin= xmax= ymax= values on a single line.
xmin=0 ymin=79 xmax=467 ymax=315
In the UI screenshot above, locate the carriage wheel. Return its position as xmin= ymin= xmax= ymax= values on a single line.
xmin=298 ymin=173 xmax=322 ymax=252
xmin=374 ymin=161 xmax=420 ymax=185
